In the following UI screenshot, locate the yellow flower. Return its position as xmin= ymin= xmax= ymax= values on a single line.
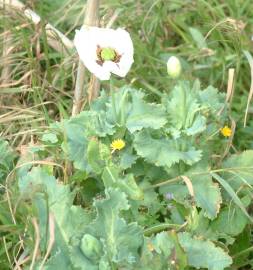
xmin=147 ymin=242 xmax=154 ymax=252
xmin=221 ymin=126 xmax=232 ymax=137
xmin=110 ymin=139 xmax=125 ymax=151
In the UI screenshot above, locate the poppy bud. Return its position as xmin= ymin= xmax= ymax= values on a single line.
xmin=167 ymin=56 xmax=182 ymax=78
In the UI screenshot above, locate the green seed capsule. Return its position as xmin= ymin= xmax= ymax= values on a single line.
xmin=80 ymin=234 xmax=102 ymax=261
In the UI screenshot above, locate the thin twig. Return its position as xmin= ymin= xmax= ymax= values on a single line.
xmin=72 ymin=0 xmax=100 ymax=116
xmin=88 ymin=74 xmax=100 ymax=103
xmin=72 ymin=61 xmax=86 ymax=115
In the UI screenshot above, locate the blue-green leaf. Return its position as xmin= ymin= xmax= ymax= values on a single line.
xmin=178 ymin=232 xmax=232 ymax=270
xmin=126 ymin=91 xmax=167 ymax=133
xmin=134 ymin=130 xmax=202 ymax=168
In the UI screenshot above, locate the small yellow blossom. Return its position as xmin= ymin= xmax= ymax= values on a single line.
xmin=147 ymin=242 xmax=154 ymax=252
xmin=221 ymin=126 xmax=232 ymax=137
xmin=110 ymin=139 xmax=125 ymax=151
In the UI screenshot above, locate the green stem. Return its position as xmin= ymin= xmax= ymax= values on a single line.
xmin=147 ymin=176 xmax=181 ymax=189
xmin=233 ymin=246 xmax=253 ymax=259
xmin=148 ymin=166 xmax=253 ymax=189
xmin=118 ymin=88 xmax=129 ymax=126
xmin=144 ymin=222 xmax=186 ymax=236
xmin=235 ymin=258 xmax=253 ymax=269
xmin=140 ymin=79 xmax=163 ymax=97
xmin=110 ymin=81 xmax=118 ymax=124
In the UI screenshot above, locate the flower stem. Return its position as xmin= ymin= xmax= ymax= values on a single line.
xmin=140 ymin=79 xmax=163 ymax=97
xmin=72 ymin=0 xmax=100 ymax=116
xmin=233 ymin=246 xmax=253 ymax=259
xmin=110 ymin=81 xmax=118 ymax=124
xmin=144 ymin=222 xmax=187 ymax=236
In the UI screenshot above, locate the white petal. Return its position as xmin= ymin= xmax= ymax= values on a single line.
xmin=114 ymin=28 xmax=134 ymax=56
xmin=112 ymin=29 xmax=134 ymax=77
xmin=74 ymin=26 xmax=134 ymax=81
xmin=103 ymin=61 xmax=122 ymax=77
xmin=116 ymin=54 xmax=134 ymax=77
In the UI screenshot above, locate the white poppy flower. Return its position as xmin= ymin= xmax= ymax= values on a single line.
xmin=74 ymin=26 xmax=134 ymax=80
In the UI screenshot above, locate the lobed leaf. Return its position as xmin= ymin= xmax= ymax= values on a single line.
xmin=19 ymin=167 xmax=93 ymax=269
xmin=85 ymin=188 xmax=143 ymax=266
xmin=126 ymin=91 xmax=167 ymax=133
xmin=134 ymin=130 xmax=202 ymax=168
xmin=178 ymin=232 xmax=232 ymax=270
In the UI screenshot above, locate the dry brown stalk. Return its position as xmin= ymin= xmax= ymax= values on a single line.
xmin=1 ymin=32 xmax=13 ymax=84
xmin=72 ymin=0 xmax=100 ymax=116
xmin=88 ymin=73 xmax=101 ymax=103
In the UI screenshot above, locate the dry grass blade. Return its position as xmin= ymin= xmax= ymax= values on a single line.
xmin=181 ymin=175 xmax=194 ymax=198
xmin=14 ymin=251 xmax=30 ymax=270
xmin=218 ymin=68 xmax=235 ymax=116
xmin=30 ymin=218 xmax=40 ymax=270
xmin=0 ymin=71 xmax=32 ymax=88
xmin=105 ymin=9 xmax=121 ymax=29
xmin=3 ymin=237 xmax=12 ymax=268
xmin=211 ymin=172 xmax=253 ymax=223
xmin=0 ymin=0 xmax=74 ymax=53
xmin=226 ymin=68 xmax=235 ymax=105
xmin=243 ymin=50 xmax=253 ymax=127
xmin=0 ymin=114 xmax=35 ymax=124
xmin=39 ymin=213 xmax=55 ymax=270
